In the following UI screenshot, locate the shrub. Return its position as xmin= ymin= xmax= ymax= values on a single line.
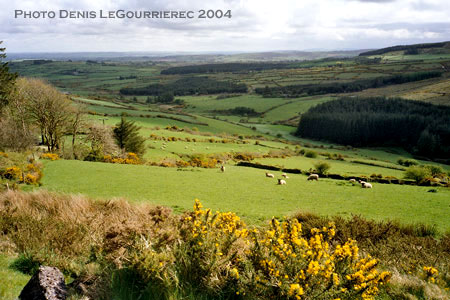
xmin=404 ymin=166 xmax=432 ymax=182
xmin=425 ymin=165 xmax=445 ymax=177
xmin=130 ymin=201 xmax=391 ymax=300
xmin=40 ymin=153 xmax=60 ymax=161
xmin=3 ymin=166 xmax=22 ymax=180
xmin=397 ymin=158 xmax=418 ymax=167
xmin=103 ymin=152 xmax=141 ymax=165
xmin=304 ymin=150 xmax=317 ymax=158
xmin=313 ymin=161 xmax=331 ymax=175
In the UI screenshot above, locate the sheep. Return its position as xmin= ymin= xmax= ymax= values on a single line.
xmin=307 ymin=174 xmax=319 ymax=181
xmin=266 ymin=172 xmax=275 ymax=178
xmin=361 ymin=182 xmax=373 ymax=189
xmin=220 ymin=165 xmax=225 ymax=172
xmin=282 ymin=173 xmax=289 ymax=179
xmin=278 ymin=179 xmax=287 ymax=185
xmin=349 ymin=179 xmax=356 ymax=184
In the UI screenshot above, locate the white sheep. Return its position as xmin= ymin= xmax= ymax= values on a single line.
xmin=361 ymin=182 xmax=373 ymax=189
xmin=282 ymin=173 xmax=289 ymax=179
xmin=307 ymin=174 xmax=319 ymax=181
xmin=266 ymin=172 xmax=275 ymax=178
xmin=278 ymin=179 xmax=287 ymax=185
xmin=349 ymin=179 xmax=356 ymax=184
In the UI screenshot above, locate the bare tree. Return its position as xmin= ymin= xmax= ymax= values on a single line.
xmin=18 ymin=78 xmax=72 ymax=151
xmin=69 ymin=104 xmax=87 ymax=159
xmin=85 ymin=123 xmax=119 ymax=159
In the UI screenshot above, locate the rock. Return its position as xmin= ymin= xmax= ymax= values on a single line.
xmin=19 ymin=266 xmax=67 ymax=300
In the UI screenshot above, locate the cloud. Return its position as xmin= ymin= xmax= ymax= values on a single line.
xmin=0 ymin=0 xmax=449 ymax=52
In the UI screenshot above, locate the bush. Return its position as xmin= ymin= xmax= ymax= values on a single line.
xmin=40 ymin=153 xmax=60 ymax=161
xmin=404 ymin=166 xmax=432 ymax=182
xmin=397 ymin=158 xmax=418 ymax=167
xmin=313 ymin=161 xmax=331 ymax=175
xmin=425 ymin=165 xmax=445 ymax=177
xmin=304 ymin=150 xmax=317 ymax=158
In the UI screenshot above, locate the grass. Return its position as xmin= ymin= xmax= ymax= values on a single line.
xmin=39 ymin=160 xmax=450 ymax=232
xmin=0 ymin=254 xmax=30 ymax=300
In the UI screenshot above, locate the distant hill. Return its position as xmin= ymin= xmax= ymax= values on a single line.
xmin=7 ymin=49 xmax=364 ymax=63
xmin=359 ymin=41 xmax=450 ymax=56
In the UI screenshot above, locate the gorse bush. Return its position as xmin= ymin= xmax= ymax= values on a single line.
xmin=247 ymin=219 xmax=391 ymax=300
xmin=130 ymin=200 xmax=391 ymax=300
xmin=0 ymin=152 xmax=43 ymax=187
xmin=103 ymin=152 xmax=141 ymax=165
xmin=40 ymin=153 xmax=60 ymax=161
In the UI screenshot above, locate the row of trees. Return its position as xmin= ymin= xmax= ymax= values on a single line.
xmin=160 ymin=62 xmax=295 ymax=75
xmin=296 ymin=97 xmax=450 ymax=159
xmin=120 ymin=77 xmax=247 ymax=96
xmin=256 ymin=71 xmax=443 ymax=98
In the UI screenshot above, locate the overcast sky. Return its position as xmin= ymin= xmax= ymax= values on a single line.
xmin=1 ymin=0 xmax=449 ymax=53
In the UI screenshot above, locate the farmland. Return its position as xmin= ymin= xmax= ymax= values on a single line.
xmin=2 ymin=42 xmax=450 ymax=300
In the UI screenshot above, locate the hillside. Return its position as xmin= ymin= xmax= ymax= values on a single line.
xmin=359 ymin=41 xmax=450 ymax=56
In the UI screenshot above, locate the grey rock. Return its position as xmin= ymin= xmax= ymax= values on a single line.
xmin=19 ymin=266 xmax=67 ymax=300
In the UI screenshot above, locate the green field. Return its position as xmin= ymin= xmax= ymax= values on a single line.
xmin=39 ymin=160 xmax=450 ymax=232
xmin=0 ymin=255 xmax=30 ymax=300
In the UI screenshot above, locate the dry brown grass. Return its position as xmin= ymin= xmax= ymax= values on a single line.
xmin=0 ymin=190 xmax=173 ymax=277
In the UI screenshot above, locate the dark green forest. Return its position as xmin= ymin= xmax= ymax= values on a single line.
xmin=119 ymin=77 xmax=247 ymax=96
xmin=359 ymin=41 xmax=449 ymax=56
xmin=160 ymin=62 xmax=295 ymax=74
xmin=296 ymin=97 xmax=450 ymax=160
xmin=255 ymin=71 xmax=442 ymax=97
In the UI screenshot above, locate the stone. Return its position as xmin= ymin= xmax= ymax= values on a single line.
xmin=19 ymin=266 xmax=67 ymax=300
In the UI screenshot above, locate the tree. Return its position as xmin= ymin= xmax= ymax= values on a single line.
xmin=0 ymin=80 xmax=36 ymax=151
xmin=0 ymin=41 xmax=17 ymax=110
xmin=85 ymin=123 xmax=118 ymax=161
xmin=113 ymin=117 xmax=146 ymax=156
xmin=18 ymin=78 xmax=72 ymax=151
xmin=69 ymin=104 xmax=87 ymax=159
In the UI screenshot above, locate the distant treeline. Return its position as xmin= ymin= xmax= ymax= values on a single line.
xmin=255 ymin=71 xmax=442 ymax=97
xmin=160 ymin=63 xmax=294 ymax=74
xmin=359 ymin=42 xmax=448 ymax=56
xmin=212 ymin=106 xmax=260 ymax=117
xmin=296 ymin=97 xmax=450 ymax=159
xmin=159 ymin=57 xmax=360 ymax=75
xmin=120 ymin=77 xmax=247 ymax=96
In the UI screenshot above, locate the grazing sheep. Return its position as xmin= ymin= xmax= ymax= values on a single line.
xmin=307 ymin=174 xmax=319 ymax=181
xmin=220 ymin=165 xmax=225 ymax=172
xmin=282 ymin=173 xmax=289 ymax=179
xmin=266 ymin=172 xmax=275 ymax=178
xmin=278 ymin=179 xmax=287 ymax=185
xmin=361 ymin=182 xmax=373 ymax=189
xmin=349 ymin=179 xmax=356 ymax=184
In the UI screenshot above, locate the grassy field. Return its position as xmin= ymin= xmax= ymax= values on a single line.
xmin=0 ymin=255 xmax=30 ymax=300
xmin=39 ymin=160 xmax=450 ymax=232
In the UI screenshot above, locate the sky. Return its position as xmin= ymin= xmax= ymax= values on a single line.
xmin=1 ymin=0 xmax=449 ymax=53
